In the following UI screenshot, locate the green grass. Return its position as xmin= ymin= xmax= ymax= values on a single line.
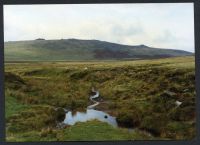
xmin=5 ymin=92 xmax=29 ymax=119
xmin=56 ymin=120 xmax=154 ymax=141
xmin=6 ymin=120 xmax=154 ymax=142
xmin=5 ymin=56 xmax=196 ymax=141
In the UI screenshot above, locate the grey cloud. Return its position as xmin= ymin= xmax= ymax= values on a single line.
xmin=4 ymin=4 xmax=194 ymax=52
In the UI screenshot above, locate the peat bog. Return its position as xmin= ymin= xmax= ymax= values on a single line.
xmin=5 ymin=56 xmax=195 ymax=141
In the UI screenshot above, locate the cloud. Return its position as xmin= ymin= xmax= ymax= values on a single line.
xmin=3 ymin=3 xmax=194 ymax=52
xmin=111 ymin=22 xmax=144 ymax=37
xmin=153 ymin=30 xmax=177 ymax=43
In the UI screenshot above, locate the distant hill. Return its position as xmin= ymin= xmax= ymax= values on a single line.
xmin=4 ymin=39 xmax=193 ymax=61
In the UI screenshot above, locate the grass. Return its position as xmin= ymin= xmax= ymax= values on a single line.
xmin=5 ymin=93 xmax=29 ymax=119
xmin=6 ymin=120 xmax=154 ymax=142
xmin=56 ymin=120 xmax=154 ymax=141
xmin=4 ymin=39 xmax=192 ymax=61
xmin=5 ymin=56 xmax=196 ymax=141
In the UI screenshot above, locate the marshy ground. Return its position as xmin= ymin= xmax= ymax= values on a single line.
xmin=5 ymin=56 xmax=195 ymax=141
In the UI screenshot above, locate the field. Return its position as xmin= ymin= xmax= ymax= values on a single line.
xmin=5 ymin=56 xmax=196 ymax=141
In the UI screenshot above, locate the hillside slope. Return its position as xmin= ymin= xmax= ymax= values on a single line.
xmin=4 ymin=39 xmax=193 ymax=61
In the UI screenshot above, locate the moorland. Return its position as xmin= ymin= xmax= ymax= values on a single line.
xmin=5 ymin=56 xmax=195 ymax=141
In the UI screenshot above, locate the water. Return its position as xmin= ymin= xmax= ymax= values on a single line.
xmin=87 ymin=91 xmax=100 ymax=109
xmin=62 ymin=89 xmax=152 ymax=136
xmin=63 ymin=89 xmax=118 ymax=127
xmin=63 ymin=109 xmax=118 ymax=127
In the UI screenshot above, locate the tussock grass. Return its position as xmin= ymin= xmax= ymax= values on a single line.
xmin=5 ymin=56 xmax=195 ymax=141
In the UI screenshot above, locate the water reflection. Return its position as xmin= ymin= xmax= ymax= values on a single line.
xmin=64 ymin=109 xmax=118 ymax=127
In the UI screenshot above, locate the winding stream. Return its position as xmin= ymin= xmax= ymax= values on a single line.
xmin=63 ymin=89 xmax=118 ymax=127
xmin=87 ymin=91 xmax=100 ymax=109
xmin=62 ymin=89 xmax=153 ymax=137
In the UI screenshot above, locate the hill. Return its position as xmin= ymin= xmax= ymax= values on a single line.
xmin=4 ymin=39 xmax=193 ymax=61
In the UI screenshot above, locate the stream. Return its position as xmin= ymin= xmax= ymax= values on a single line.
xmin=63 ymin=89 xmax=118 ymax=127
xmin=62 ymin=89 xmax=153 ymax=137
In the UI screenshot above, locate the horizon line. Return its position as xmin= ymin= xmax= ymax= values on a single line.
xmin=4 ymin=38 xmax=194 ymax=53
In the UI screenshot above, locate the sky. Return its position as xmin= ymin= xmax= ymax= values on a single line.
xmin=4 ymin=3 xmax=194 ymax=52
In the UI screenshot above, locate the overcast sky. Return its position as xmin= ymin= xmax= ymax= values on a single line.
xmin=4 ymin=3 xmax=194 ymax=52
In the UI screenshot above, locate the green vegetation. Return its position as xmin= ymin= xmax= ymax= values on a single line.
xmin=5 ymin=56 xmax=195 ymax=141
xmin=5 ymin=93 xmax=29 ymax=119
xmin=4 ymin=39 xmax=192 ymax=61
xmin=6 ymin=120 xmax=153 ymax=142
